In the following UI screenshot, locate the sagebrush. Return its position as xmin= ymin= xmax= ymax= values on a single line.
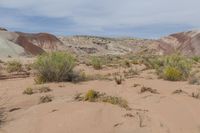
xmin=34 ymin=52 xmax=76 ymax=83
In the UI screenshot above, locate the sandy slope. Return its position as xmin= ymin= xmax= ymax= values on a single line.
xmin=1 ymin=74 xmax=200 ymax=133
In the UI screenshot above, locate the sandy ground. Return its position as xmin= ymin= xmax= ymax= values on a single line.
xmin=0 ymin=65 xmax=200 ymax=133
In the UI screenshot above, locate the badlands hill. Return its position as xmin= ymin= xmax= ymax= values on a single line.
xmin=0 ymin=27 xmax=200 ymax=57
xmin=159 ymin=30 xmax=200 ymax=56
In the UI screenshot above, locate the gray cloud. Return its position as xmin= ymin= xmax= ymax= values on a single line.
xmin=0 ymin=0 xmax=199 ymax=37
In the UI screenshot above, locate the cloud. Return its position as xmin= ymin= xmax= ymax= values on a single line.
xmin=0 ymin=0 xmax=199 ymax=38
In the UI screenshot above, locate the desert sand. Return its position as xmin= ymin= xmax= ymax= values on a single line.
xmin=0 ymin=64 xmax=200 ymax=133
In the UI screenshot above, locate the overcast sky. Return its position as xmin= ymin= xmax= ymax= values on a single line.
xmin=0 ymin=0 xmax=199 ymax=38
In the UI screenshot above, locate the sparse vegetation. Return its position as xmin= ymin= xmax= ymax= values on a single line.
xmin=114 ymin=74 xmax=123 ymax=85
xmin=39 ymin=95 xmax=53 ymax=103
xmin=124 ymin=68 xmax=139 ymax=79
xmin=23 ymin=86 xmax=51 ymax=95
xmin=188 ymin=73 xmax=200 ymax=85
xmin=140 ymin=86 xmax=159 ymax=94
xmin=38 ymin=86 xmax=51 ymax=93
xmin=122 ymin=60 xmax=131 ymax=68
xmin=6 ymin=60 xmax=22 ymax=73
xmin=23 ymin=87 xmax=34 ymax=95
xmin=147 ymin=54 xmax=192 ymax=81
xmin=34 ymin=52 xmax=76 ymax=83
xmin=91 ymin=56 xmax=103 ymax=70
xmin=101 ymin=95 xmax=129 ymax=109
xmin=75 ymin=90 xmax=130 ymax=110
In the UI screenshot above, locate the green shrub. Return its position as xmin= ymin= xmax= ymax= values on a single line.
xmin=162 ymin=66 xmax=182 ymax=81
xmin=6 ymin=60 xmax=22 ymax=73
xmin=156 ymin=54 xmax=191 ymax=81
xmin=91 ymin=56 xmax=102 ymax=70
xmin=34 ymin=52 xmax=76 ymax=83
xmin=191 ymin=56 xmax=200 ymax=63
xmin=142 ymin=56 xmax=164 ymax=69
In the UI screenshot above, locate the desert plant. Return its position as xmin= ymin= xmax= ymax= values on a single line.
xmin=91 ymin=56 xmax=102 ymax=70
xmin=101 ymin=96 xmax=129 ymax=109
xmin=114 ymin=74 xmax=123 ymax=85
xmin=38 ymin=86 xmax=51 ymax=93
xmin=122 ymin=60 xmax=131 ymax=68
xmin=84 ymin=90 xmax=100 ymax=102
xmin=156 ymin=54 xmax=191 ymax=81
xmin=162 ymin=66 xmax=183 ymax=81
xmin=191 ymin=56 xmax=200 ymax=63
xmin=124 ymin=68 xmax=139 ymax=79
xmin=6 ymin=60 xmax=22 ymax=73
xmin=23 ymin=87 xmax=34 ymax=95
xmin=188 ymin=73 xmax=200 ymax=85
xmin=34 ymin=52 xmax=76 ymax=83
xmin=39 ymin=95 xmax=53 ymax=103
xmin=76 ymin=90 xmax=130 ymax=110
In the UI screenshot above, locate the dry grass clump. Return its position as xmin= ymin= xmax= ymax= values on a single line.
xmin=123 ymin=68 xmax=139 ymax=79
xmin=90 ymin=56 xmax=103 ymax=70
xmin=38 ymin=86 xmax=52 ymax=93
xmin=114 ymin=74 xmax=123 ymax=85
xmin=23 ymin=87 xmax=34 ymax=95
xmin=140 ymin=86 xmax=159 ymax=94
xmin=39 ymin=95 xmax=53 ymax=103
xmin=188 ymin=72 xmax=200 ymax=85
xmin=6 ymin=60 xmax=22 ymax=73
xmin=23 ymin=86 xmax=51 ymax=95
xmin=74 ymin=90 xmax=130 ymax=110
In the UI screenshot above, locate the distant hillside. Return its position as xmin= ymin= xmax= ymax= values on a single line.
xmin=159 ymin=30 xmax=200 ymax=56
xmin=0 ymin=27 xmax=200 ymax=57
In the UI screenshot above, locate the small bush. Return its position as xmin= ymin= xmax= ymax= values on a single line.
xmin=162 ymin=66 xmax=182 ymax=81
xmin=34 ymin=52 xmax=76 ymax=83
xmin=156 ymin=54 xmax=191 ymax=81
xmin=91 ymin=56 xmax=102 ymax=70
xmin=23 ymin=87 xmax=34 ymax=95
xmin=84 ymin=90 xmax=100 ymax=102
xmin=39 ymin=95 xmax=53 ymax=103
xmin=6 ymin=60 xmax=22 ymax=73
